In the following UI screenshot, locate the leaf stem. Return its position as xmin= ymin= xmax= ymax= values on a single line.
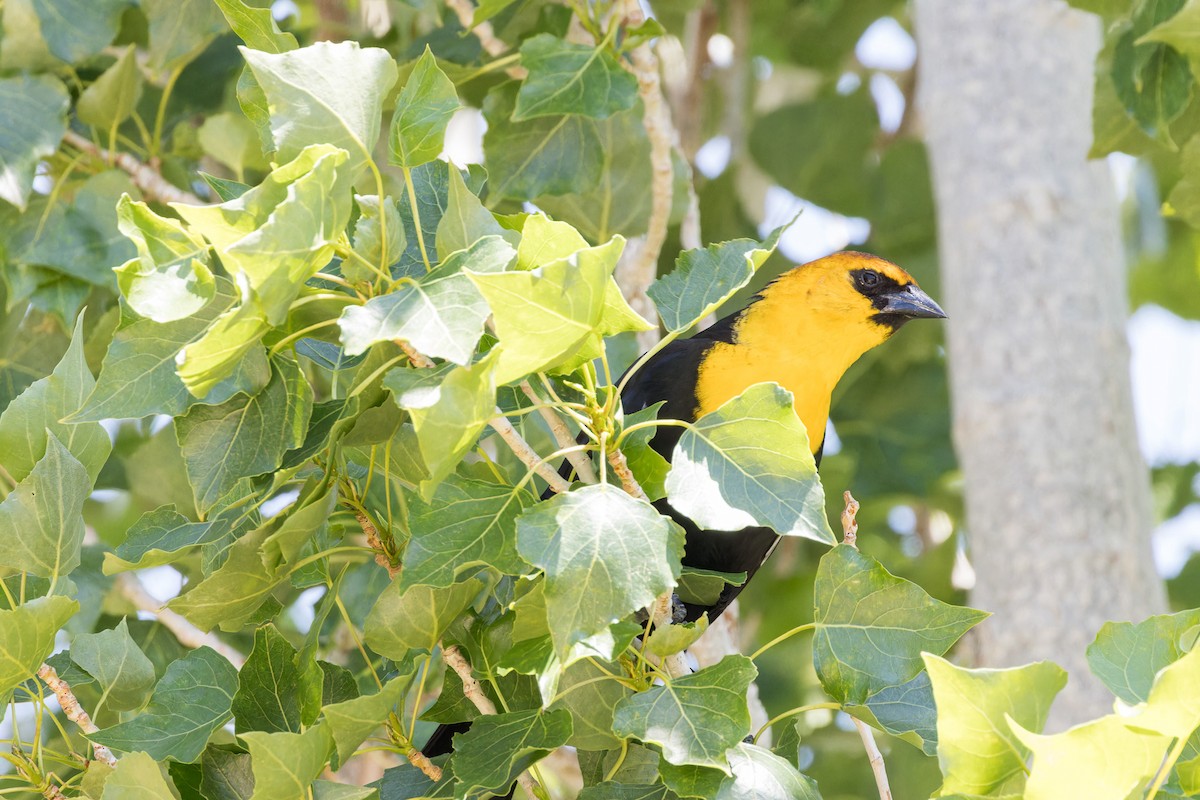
xmin=753 ymin=702 xmax=841 ymax=743
xmin=150 ymin=65 xmax=184 ymax=161
xmin=267 ymin=318 xmax=342 ymax=356
xmin=1146 ymin=734 xmax=1190 ymax=799
xmin=368 ymin=161 xmax=392 ymax=284
xmin=749 ymin=622 xmax=816 ymax=661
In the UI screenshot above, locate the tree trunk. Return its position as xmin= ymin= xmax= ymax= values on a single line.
xmin=912 ymin=0 xmax=1166 ymax=726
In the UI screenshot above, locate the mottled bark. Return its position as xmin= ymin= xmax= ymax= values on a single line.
xmin=913 ymin=0 xmax=1166 ymax=726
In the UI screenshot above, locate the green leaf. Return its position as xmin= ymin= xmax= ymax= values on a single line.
xmin=666 ymin=382 xmax=832 ymax=542
xmin=514 ymin=34 xmax=638 ymax=120
xmin=813 ymin=546 xmax=988 ymax=705
xmin=100 ymin=750 xmax=179 ymax=800
xmin=435 ymin=167 xmax=513 ymax=257
xmin=261 ymin=482 xmax=338 ymax=570
xmin=924 ymin=654 xmax=1067 ymax=797
xmin=0 ymin=596 xmax=78 ymax=701
xmin=241 ymin=724 xmax=334 ymax=800
xmin=363 ymin=577 xmax=485 ymax=660
xmin=0 ymin=434 xmax=89 ymax=578
xmin=201 ymin=746 xmax=255 ymax=800
xmin=242 ymin=41 xmax=398 ymax=179
xmin=383 ymin=352 xmax=497 ymax=496
xmin=104 ymin=506 xmax=224 ymax=573
xmin=322 ymin=674 xmax=411 ymax=765
xmin=675 ymin=566 xmax=745 ymax=608
xmin=467 ymin=235 xmax=621 ymax=384
xmin=517 ymin=484 xmax=682 ymax=659
xmin=1146 ymin=0 xmax=1200 ymax=57
xmin=175 ymin=293 xmax=272 ymax=398
xmin=114 ymin=194 xmax=215 ymax=323
xmin=612 ymin=654 xmax=756 ymax=770
xmin=716 ymin=742 xmax=821 ymax=800
xmin=232 ymin=625 xmax=308 ymax=734
xmin=72 ymin=289 xmax=271 ymax=422
xmin=340 ymin=236 xmax=514 ymax=363
xmin=174 ymin=144 xmax=351 ymax=327
xmin=1086 ymin=608 xmax=1200 ymax=704
xmin=549 ymin=657 xmax=633 ymax=749
xmin=578 ymin=784 xmax=673 ymax=800
xmin=0 ymin=74 xmax=68 ymax=213
xmin=70 ymin=619 xmax=156 ymax=712
xmin=400 ymin=475 xmax=530 ymax=590
xmin=77 ymin=45 xmax=143 ymax=130
xmin=90 ymin=647 xmax=238 ymax=763
xmin=514 ymin=214 xmax=587 ymax=270
xmin=482 ymin=82 xmax=604 ymax=202
xmin=214 ymin=0 xmax=298 ymax=53
xmin=1121 ymin=644 xmax=1200 ymax=739
xmin=374 ymin=760 xmax=455 ymax=799
xmin=1113 ymin=9 xmax=1194 ymax=142
xmin=450 ymin=708 xmax=573 ymax=800
xmin=198 ymin=113 xmax=270 ymax=181
xmin=0 ymin=314 xmax=110 ymax=483
xmin=389 ymin=46 xmax=460 ymax=168
xmin=648 ymin=233 xmax=779 ymax=333
xmin=1009 ymin=715 xmax=1169 ymax=800
xmin=29 ymin=0 xmax=128 ymax=63
xmin=646 ymin=616 xmax=709 ymax=659
xmin=846 ymin=671 xmax=938 ymax=756
xmin=169 ymin=524 xmax=282 ymax=632
xmin=348 ymin=195 xmax=404 ymax=282
xmin=142 ymin=0 xmax=225 ymax=71
xmin=1168 ymin=134 xmax=1200 ymax=226
xmin=619 ymin=402 xmax=672 ymax=502
xmin=314 ymin=781 xmax=377 ymax=800
xmin=176 ymin=358 xmax=312 ymax=513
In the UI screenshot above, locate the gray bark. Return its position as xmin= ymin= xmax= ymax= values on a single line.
xmin=912 ymin=0 xmax=1166 ymax=726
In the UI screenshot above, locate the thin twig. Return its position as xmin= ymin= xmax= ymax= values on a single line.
xmin=606 ymin=447 xmax=647 ymax=500
xmin=404 ymin=743 xmax=443 ymax=781
xmin=490 ymin=415 xmax=572 ymax=494
xmin=113 ymin=573 xmax=245 ymax=668
xmin=852 ymin=717 xmax=894 ymax=800
xmin=396 ymin=339 xmax=436 ymax=369
xmin=444 ymin=0 xmax=528 ymax=78
xmin=61 ymin=130 xmax=202 ymax=205
xmin=36 ymin=664 xmax=117 ymax=767
xmin=841 ymin=491 xmax=860 ymax=547
xmin=442 ymin=645 xmax=543 ymax=799
xmin=356 ymin=510 xmax=401 ymax=578
xmin=521 ymin=382 xmax=597 ymax=484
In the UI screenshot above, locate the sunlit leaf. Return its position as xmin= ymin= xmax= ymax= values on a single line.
xmin=322 ymin=675 xmax=411 ymax=765
xmin=0 ymin=434 xmax=89 ymax=578
xmin=241 ymin=724 xmax=334 ymax=800
xmin=70 ymin=619 xmax=156 ymax=712
xmin=348 ymin=195 xmax=403 ymax=282
xmin=389 ymin=46 xmax=460 ymax=168
xmin=363 ymin=577 xmax=486 ymax=660
xmin=0 ymin=596 xmax=78 ymax=702
xmin=99 ymin=750 xmax=179 ymax=800
xmin=435 ymin=167 xmax=513 ymax=257
xmin=716 ymin=742 xmax=821 ymax=800
xmin=648 ymin=232 xmax=779 ymax=333
xmin=214 ymin=0 xmax=298 ymax=53
xmin=1086 ymin=608 xmax=1200 ymax=704
xmin=114 ymin=194 xmax=215 ymax=323
xmin=1121 ymin=644 xmax=1200 ymax=738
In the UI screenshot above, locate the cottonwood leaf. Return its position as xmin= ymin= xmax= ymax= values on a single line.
xmin=482 ymin=82 xmax=603 ymax=201
xmin=103 ymin=506 xmax=225 ymax=573
xmin=435 ymin=167 xmax=513 ymax=257
xmin=142 ymin=0 xmax=224 ymax=71
xmin=0 ymin=596 xmax=78 ymax=702
xmin=451 ymin=708 xmax=573 ymax=800
xmin=0 ymin=314 xmax=109 ymax=483
xmin=924 ymin=654 xmax=1066 ymax=797
xmin=578 ymin=784 xmax=673 ymax=800
xmin=514 ymin=214 xmax=587 ymax=270
xmin=169 ymin=525 xmax=282 ymax=632
xmin=363 ymin=577 xmax=485 ymax=660
xmin=514 ymin=34 xmax=637 ymax=120
xmin=1121 ymin=644 xmax=1200 ymax=739
xmin=70 ymin=619 xmax=156 ymax=712
xmin=175 ymin=291 xmax=272 ymax=397
xmin=517 ymin=484 xmax=682 ymax=659
xmin=241 ymin=724 xmax=334 ymax=800
xmin=77 ymin=45 xmax=143 ymax=130
xmin=373 ymin=759 xmax=455 ymax=799
xmin=389 ymin=46 xmax=459 ymax=168
xmin=214 ymin=0 xmax=297 ymax=52
xmin=176 ymin=358 xmax=312 ymax=514
xmin=0 ymin=434 xmax=89 ymax=578
xmin=549 ymin=657 xmax=634 ymax=750
xmin=242 ymin=41 xmax=398 ymax=179
xmin=813 ymin=546 xmax=988 ymax=705
xmin=716 ymin=742 xmax=821 ymax=800
xmin=400 ymin=474 xmax=530 ymax=590
xmin=1086 ymin=608 xmax=1200 ymax=704
xmin=232 ymin=625 xmax=309 ymax=734
xmin=645 ymin=616 xmax=709 ymax=659
xmin=846 ymin=670 xmax=938 ymax=755
xmin=322 ymin=674 xmax=411 ymax=765
xmin=0 ymin=74 xmax=68 ymax=210
xmin=383 ymin=352 xmax=497 ymax=496
xmin=467 ymin=236 xmax=620 ymax=384
xmin=29 ymin=0 xmax=128 ymax=62
xmin=648 ymin=232 xmax=779 ymax=333
xmin=612 ymin=655 xmax=756 ymax=770
xmin=348 ymin=195 xmax=403 ymax=282
xmin=1009 ymin=714 xmax=1169 ymax=800
xmin=200 ymin=746 xmax=255 ymax=800
xmin=90 ymin=647 xmax=238 ymax=763
xmin=340 ymin=236 xmax=514 ymax=363
xmin=113 ymin=194 xmax=214 ymax=323
xmin=313 ymin=781 xmax=376 ymax=800
xmin=666 ymin=382 xmax=832 ymax=542
xmin=100 ymin=750 xmax=179 ymax=800
xmin=72 ymin=289 xmax=270 ymax=422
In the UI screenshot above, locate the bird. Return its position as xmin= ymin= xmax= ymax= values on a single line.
xmin=420 ymin=249 xmax=946 ymax=768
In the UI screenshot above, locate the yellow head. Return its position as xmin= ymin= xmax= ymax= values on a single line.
xmin=695 ymin=250 xmax=946 ymax=452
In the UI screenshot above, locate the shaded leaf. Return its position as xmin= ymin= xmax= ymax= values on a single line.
xmin=0 ymin=79 xmax=67 ymax=206
xmin=201 ymin=746 xmax=255 ymax=800
xmin=30 ymin=0 xmax=127 ymax=62
xmin=363 ymin=577 xmax=486 ymax=660
xmin=104 ymin=506 xmax=224 ymax=574
xmin=0 ymin=596 xmax=78 ymax=702
xmin=451 ymin=708 xmax=572 ymax=800
xmin=514 ymin=34 xmax=637 ymax=120
xmin=0 ymin=434 xmax=89 ymax=578
xmin=349 ymin=195 xmax=403 ymax=283
xmin=232 ymin=625 xmax=307 ymax=734
xmin=70 ymin=619 xmax=156 ymax=712
xmin=846 ymin=670 xmax=938 ymax=756
xmin=100 ymin=750 xmax=179 ymax=800
xmin=323 ymin=675 xmax=411 ymax=765
xmin=1086 ymin=608 xmax=1200 ymax=704
xmin=241 ymin=724 xmax=334 ymax=800
xmin=77 ymin=45 xmax=143 ymax=130
xmin=435 ymin=167 xmax=513 ymax=257
xmin=549 ymin=657 xmax=634 ymax=750
xmin=143 ymin=0 xmax=226 ymax=71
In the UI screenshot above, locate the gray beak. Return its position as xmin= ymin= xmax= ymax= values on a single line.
xmin=880 ymin=284 xmax=947 ymax=320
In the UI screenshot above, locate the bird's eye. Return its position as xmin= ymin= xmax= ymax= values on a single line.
xmin=859 ymin=270 xmax=880 ymax=288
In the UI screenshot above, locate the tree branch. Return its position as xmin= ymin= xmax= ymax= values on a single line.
xmin=61 ymin=130 xmax=202 ymax=205
xmin=442 ymin=644 xmax=544 ymax=799
xmin=36 ymin=663 xmax=117 ymax=767
xmin=113 ymin=573 xmax=245 ymax=668
xmin=521 ymin=381 xmax=597 ymax=484
xmin=404 ymin=743 xmax=444 ymax=781
xmin=840 ymin=492 xmax=892 ymax=800
xmin=490 ymin=415 xmax=572 ymax=494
